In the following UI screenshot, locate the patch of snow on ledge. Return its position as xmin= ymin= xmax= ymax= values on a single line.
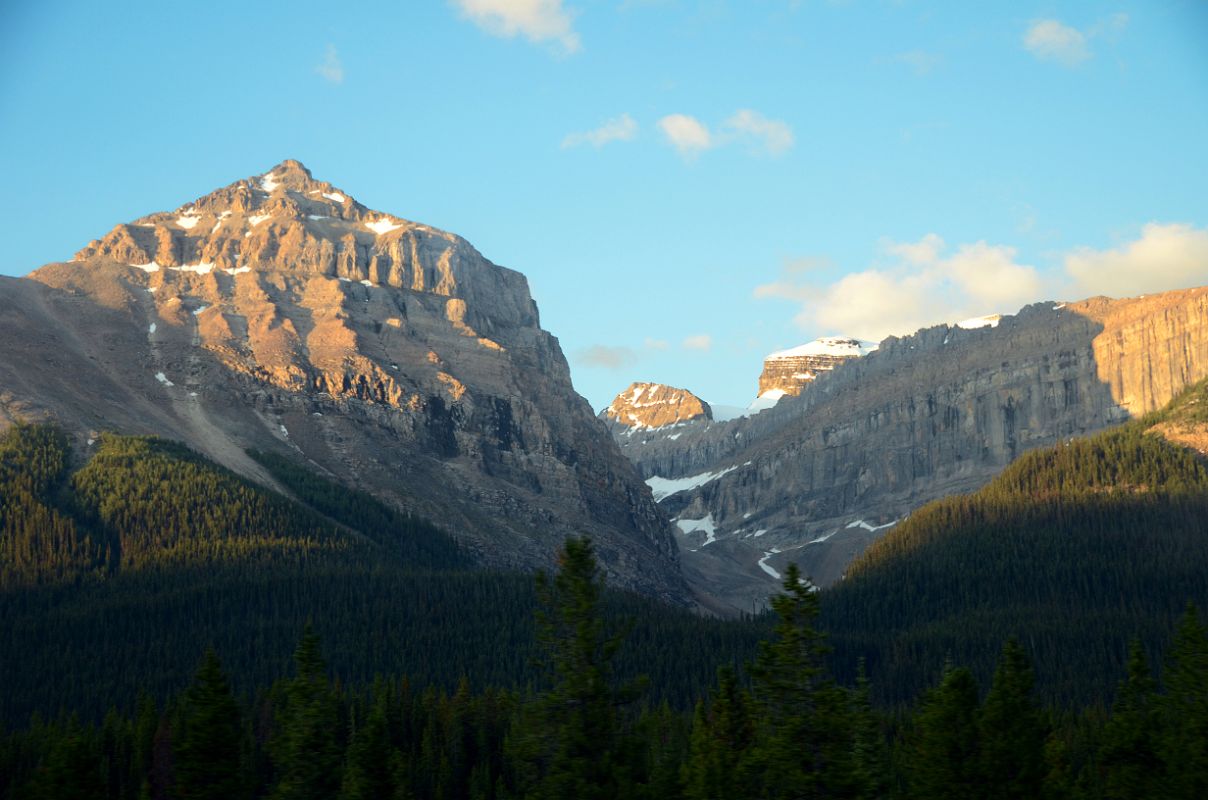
xmin=260 ymin=173 xmax=280 ymax=192
xmin=955 ymin=314 xmax=1002 ymax=330
xmin=193 ymin=305 xmax=209 ymax=315
xmin=248 ymin=214 xmax=271 ymax=227
xmin=846 ymin=518 xmax=899 ymax=532
xmin=148 ymin=323 xmax=156 ymax=334
xmin=224 ymin=266 xmax=251 ymax=275
xmin=170 ymin=262 xmax=215 ymax=275
xmin=176 ymin=213 xmax=200 ymax=230
xmin=366 ymin=218 xmax=403 ymax=235
xmin=155 ymin=372 xmax=174 ymax=387
xmin=130 ymin=262 xmax=160 ymax=273
xmin=746 ymin=389 xmax=786 ymax=416
xmin=646 ymin=465 xmax=740 ymax=502
xmin=322 ymin=191 xmax=346 ymax=203
xmin=676 ymin=514 xmax=718 ymax=546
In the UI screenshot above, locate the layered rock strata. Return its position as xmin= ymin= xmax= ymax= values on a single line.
xmin=0 ymin=160 xmax=688 ymax=604
xmin=612 ymin=290 xmax=1208 ymax=614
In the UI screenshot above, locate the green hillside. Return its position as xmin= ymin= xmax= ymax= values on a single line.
xmin=819 ymin=379 xmax=1208 ymax=706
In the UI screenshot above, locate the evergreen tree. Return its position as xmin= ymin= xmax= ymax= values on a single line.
xmin=683 ymin=667 xmax=754 ymax=800
xmin=748 ymin=563 xmax=855 ymax=799
xmin=340 ymin=696 xmax=395 ymax=800
xmin=270 ymin=626 xmax=343 ymax=800
xmin=979 ymin=639 xmax=1047 ymax=799
xmin=515 ymin=536 xmax=642 ymax=800
xmin=849 ymin=659 xmax=890 ymax=800
xmin=1159 ymin=604 xmax=1208 ymax=799
xmin=907 ymin=663 xmax=981 ymax=800
xmin=1099 ymin=641 xmax=1163 ymax=799
xmin=174 ymin=648 xmax=247 ymax=800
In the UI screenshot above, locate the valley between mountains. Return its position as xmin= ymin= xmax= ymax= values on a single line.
xmin=3 ymin=162 xmax=1208 ymax=800
xmin=3 ymin=161 xmax=1208 ymax=616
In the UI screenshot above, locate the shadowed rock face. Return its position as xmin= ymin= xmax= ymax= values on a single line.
xmin=609 ymin=290 xmax=1208 ymax=614
xmin=0 ymin=160 xmax=689 ymax=605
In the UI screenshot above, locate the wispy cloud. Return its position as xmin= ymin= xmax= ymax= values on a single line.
xmin=576 ymin=344 xmax=639 ymax=369
xmin=643 ymin=337 xmax=670 ymax=351
xmin=658 ymin=109 xmax=794 ymax=159
xmin=1023 ymin=14 xmax=1128 ymax=67
xmin=682 ymin=334 xmax=713 ymax=351
xmin=452 ymin=0 xmax=581 ymax=55
xmin=562 ymin=113 xmax=638 ymax=149
xmin=1065 ymin=223 xmax=1208 ymax=298
xmin=315 ymin=45 xmax=344 ymax=84
xmin=724 ymin=109 xmax=794 ymax=156
xmin=657 ymin=114 xmax=714 ymax=158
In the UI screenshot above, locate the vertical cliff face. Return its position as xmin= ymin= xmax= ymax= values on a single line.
xmin=0 ymin=160 xmax=689 ymax=604
xmin=612 ymin=289 xmax=1208 ymax=614
xmin=756 ymin=337 xmax=877 ymax=397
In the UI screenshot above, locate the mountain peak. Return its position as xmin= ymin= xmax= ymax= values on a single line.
xmin=602 ymin=382 xmax=713 ymax=430
xmin=66 ymin=162 xmax=468 ymax=285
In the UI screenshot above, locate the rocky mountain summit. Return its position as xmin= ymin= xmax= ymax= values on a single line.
xmin=0 ymin=160 xmax=688 ymax=603
xmin=607 ymin=289 xmax=1208 ymax=614
xmin=601 ymin=383 xmax=712 ymax=431
xmin=757 ymin=336 xmax=877 ymax=397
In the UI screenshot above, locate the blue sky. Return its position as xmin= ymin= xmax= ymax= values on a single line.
xmin=1 ymin=1 xmax=1206 ymax=410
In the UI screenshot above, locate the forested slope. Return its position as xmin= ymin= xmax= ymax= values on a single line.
xmin=819 ymin=379 xmax=1208 ymax=705
xmin=0 ymin=425 xmax=764 ymax=724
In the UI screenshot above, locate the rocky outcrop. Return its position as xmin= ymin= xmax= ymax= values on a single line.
xmin=757 ymin=337 xmax=876 ymax=396
xmin=602 ymin=383 xmax=712 ymax=430
xmin=615 ymin=290 xmax=1208 ymax=614
xmin=0 ymin=160 xmax=689 ymax=604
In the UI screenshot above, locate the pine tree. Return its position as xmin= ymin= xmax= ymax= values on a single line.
xmin=340 ymin=696 xmax=395 ymax=800
xmin=907 ymin=663 xmax=980 ymax=800
xmin=270 ymin=625 xmax=343 ymax=800
xmin=174 ymin=648 xmax=247 ymax=800
xmin=979 ymin=639 xmax=1047 ymax=799
xmin=748 ymin=563 xmax=855 ymax=799
xmin=515 ymin=536 xmax=642 ymax=800
xmin=683 ymin=666 xmax=754 ymax=800
xmin=849 ymin=659 xmax=890 ymax=800
xmin=1099 ymin=641 xmax=1163 ymax=799
xmin=1159 ymin=604 xmax=1208 ymax=799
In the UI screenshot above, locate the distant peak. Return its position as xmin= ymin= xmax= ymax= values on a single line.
xmin=602 ymin=382 xmax=712 ymax=430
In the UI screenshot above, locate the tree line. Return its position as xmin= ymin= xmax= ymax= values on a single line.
xmin=2 ymin=538 xmax=1205 ymax=800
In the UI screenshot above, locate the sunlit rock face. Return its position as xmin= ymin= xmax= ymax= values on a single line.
xmin=0 ymin=160 xmax=689 ymax=605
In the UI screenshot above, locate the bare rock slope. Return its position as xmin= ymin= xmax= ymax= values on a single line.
xmin=611 ymin=291 xmax=1208 ymax=613
xmin=0 ymin=160 xmax=687 ymax=603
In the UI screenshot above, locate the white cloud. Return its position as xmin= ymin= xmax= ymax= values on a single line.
xmin=643 ymin=337 xmax=670 ymax=351
xmin=756 ymin=234 xmax=1042 ymax=341
xmin=576 ymin=344 xmax=638 ymax=369
xmin=1065 ymin=223 xmax=1208 ymax=298
xmin=724 ymin=109 xmax=794 ymax=156
xmin=682 ymin=334 xmax=712 ymax=351
xmin=1023 ymin=15 xmax=1127 ymax=67
xmin=1024 ymin=19 xmax=1089 ymax=65
xmin=562 ymin=113 xmax=638 ymax=149
xmin=657 ymin=114 xmax=713 ymax=158
xmin=315 ymin=45 xmax=344 ymax=84
xmin=453 ymin=0 xmax=581 ymax=54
